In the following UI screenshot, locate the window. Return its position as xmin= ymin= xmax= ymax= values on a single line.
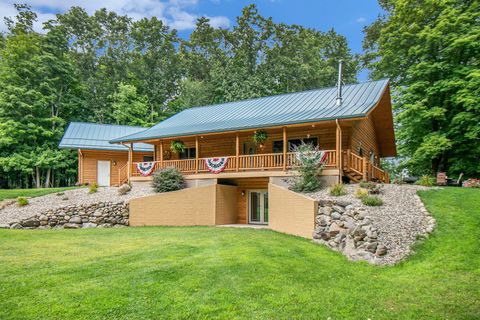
xmin=143 ymin=156 xmax=154 ymax=162
xmin=273 ymin=138 xmax=318 ymax=153
xmin=179 ymin=148 xmax=196 ymax=159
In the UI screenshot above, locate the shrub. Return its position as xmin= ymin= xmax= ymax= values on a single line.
xmin=118 ymin=183 xmax=131 ymax=195
xmin=290 ymin=143 xmax=325 ymax=192
xmin=17 ymin=197 xmax=28 ymax=207
xmin=368 ymin=183 xmax=383 ymax=195
xmin=329 ymin=183 xmax=347 ymax=196
xmin=361 ymin=195 xmax=383 ymax=206
xmin=89 ymin=182 xmax=98 ymax=194
xmin=152 ymin=167 xmax=184 ymax=193
xmin=415 ymin=175 xmax=435 ymax=187
xmin=355 ymin=187 xmax=369 ymax=198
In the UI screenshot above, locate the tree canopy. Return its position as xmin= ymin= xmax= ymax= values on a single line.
xmin=0 ymin=4 xmax=358 ymax=188
xmin=363 ymin=0 xmax=480 ymax=177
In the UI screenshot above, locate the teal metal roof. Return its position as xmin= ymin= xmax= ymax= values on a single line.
xmin=59 ymin=122 xmax=153 ymax=152
xmin=111 ymin=79 xmax=390 ymax=143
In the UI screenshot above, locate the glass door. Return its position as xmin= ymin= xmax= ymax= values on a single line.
xmin=248 ymin=190 xmax=269 ymax=225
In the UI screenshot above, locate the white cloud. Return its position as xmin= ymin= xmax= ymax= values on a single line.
xmin=355 ymin=17 xmax=367 ymax=23
xmin=0 ymin=0 xmax=229 ymax=32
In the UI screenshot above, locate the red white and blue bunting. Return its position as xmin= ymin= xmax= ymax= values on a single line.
xmin=205 ymin=157 xmax=229 ymax=174
xmin=136 ymin=162 xmax=155 ymax=176
xmin=295 ymin=150 xmax=328 ymax=165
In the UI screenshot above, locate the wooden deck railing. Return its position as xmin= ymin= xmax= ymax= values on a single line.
xmin=118 ymin=163 xmax=128 ymax=185
xmin=129 ymin=149 xmax=389 ymax=183
xmin=130 ymin=150 xmax=337 ymax=177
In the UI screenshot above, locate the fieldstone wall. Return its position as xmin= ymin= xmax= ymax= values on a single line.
xmin=312 ymin=198 xmax=436 ymax=264
xmin=313 ymin=200 xmax=388 ymax=263
xmin=3 ymin=201 xmax=129 ymax=229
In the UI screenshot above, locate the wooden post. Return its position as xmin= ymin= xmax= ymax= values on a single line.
xmin=346 ymin=149 xmax=351 ymax=172
xmin=128 ymin=143 xmax=133 ymax=181
xmin=77 ymin=149 xmax=83 ymax=185
xmin=235 ymin=133 xmax=240 ymax=172
xmin=362 ymin=156 xmax=368 ymax=181
xmin=159 ymin=140 xmax=163 ymax=168
xmin=195 ymin=136 xmax=199 ymax=174
xmin=282 ymin=127 xmax=287 ymax=170
xmin=336 ymin=120 xmax=343 ymax=179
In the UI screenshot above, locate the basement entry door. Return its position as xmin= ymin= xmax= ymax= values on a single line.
xmin=248 ymin=190 xmax=268 ymax=225
xmin=97 ymin=160 xmax=111 ymax=187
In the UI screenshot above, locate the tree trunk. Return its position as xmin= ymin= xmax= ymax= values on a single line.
xmin=35 ymin=167 xmax=41 ymax=188
xmin=44 ymin=168 xmax=51 ymax=188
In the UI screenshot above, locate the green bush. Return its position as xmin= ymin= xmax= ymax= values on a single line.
xmin=355 ymin=187 xmax=369 ymax=198
xmin=359 ymin=181 xmax=375 ymax=189
xmin=329 ymin=183 xmax=347 ymax=196
xmin=89 ymin=182 xmax=98 ymax=194
xmin=416 ymin=175 xmax=435 ymax=187
xmin=152 ymin=167 xmax=184 ymax=193
xmin=17 ymin=197 xmax=29 ymax=207
xmin=290 ymin=143 xmax=325 ymax=192
xmin=361 ymin=195 xmax=384 ymax=206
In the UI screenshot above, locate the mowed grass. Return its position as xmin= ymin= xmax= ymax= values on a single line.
xmin=0 ymin=187 xmax=81 ymax=201
xmin=0 ymin=188 xmax=479 ymax=319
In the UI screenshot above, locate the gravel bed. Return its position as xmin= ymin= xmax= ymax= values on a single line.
xmin=0 ymin=184 xmax=155 ymax=225
xmin=306 ymin=184 xmax=432 ymax=265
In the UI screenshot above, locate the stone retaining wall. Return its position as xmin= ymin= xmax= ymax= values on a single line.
xmin=1 ymin=201 xmax=129 ymax=229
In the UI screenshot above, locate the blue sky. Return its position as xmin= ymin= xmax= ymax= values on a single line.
xmin=0 ymin=0 xmax=383 ymax=80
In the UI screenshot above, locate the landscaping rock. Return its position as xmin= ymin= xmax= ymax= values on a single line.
xmin=309 ymin=184 xmax=434 ymax=265
xmin=64 ymin=223 xmax=81 ymax=229
xmin=82 ymin=223 xmax=97 ymax=228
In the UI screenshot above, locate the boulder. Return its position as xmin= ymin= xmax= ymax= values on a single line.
xmin=63 ymin=223 xmax=80 ymax=229
xmin=335 ymin=200 xmax=351 ymax=207
xmin=375 ymin=245 xmax=388 ymax=256
xmin=82 ymin=222 xmax=97 ymax=228
xmin=332 ymin=205 xmax=345 ymax=214
xmin=69 ymin=216 xmax=82 ymax=224
xmin=331 ymin=212 xmax=342 ymax=220
xmin=21 ymin=219 xmax=40 ymax=228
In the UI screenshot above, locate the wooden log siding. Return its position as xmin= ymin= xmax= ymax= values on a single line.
xmin=79 ymin=150 xmax=152 ymax=186
xmin=152 ymin=124 xmax=350 ymax=161
xmin=351 ymin=117 xmax=380 ymax=166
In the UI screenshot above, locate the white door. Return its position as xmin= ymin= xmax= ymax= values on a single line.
xmin=97 ymin=160 xmax=111 ymax=186
xmin=248 ymin=190 xmax=269 ymax=225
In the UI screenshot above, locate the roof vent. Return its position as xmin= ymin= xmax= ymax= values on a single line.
xmin=336 ymin=60 xmax=343 ymax=107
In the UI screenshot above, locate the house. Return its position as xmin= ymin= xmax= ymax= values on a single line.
xmin=60 ymin=79 xmax=396 ymax=237
xmin=59 ymin=122 xmax=154 ymax=186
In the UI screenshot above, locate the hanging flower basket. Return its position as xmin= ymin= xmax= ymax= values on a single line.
xmin=136 ymin=162 xmax=155 ymax=176
xmin=205 ymin=157 xmax=229 ymax=174
xmin=170 ymin=140 xmax=186 ymax=154
xmin=252 ymin=130 xmax=268 ymax=147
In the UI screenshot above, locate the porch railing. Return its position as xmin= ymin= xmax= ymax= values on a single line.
xmin=129 ymin=149 xmax=388 ymax=183
xmin=130 ymin=150 xmax=337 ymax=177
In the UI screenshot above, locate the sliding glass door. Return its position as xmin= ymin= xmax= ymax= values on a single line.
xmin=248 ymin=190 xmax=269 ymax=225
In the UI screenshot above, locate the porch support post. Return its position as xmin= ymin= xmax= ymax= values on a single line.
xmin=159 ymin=140 xmax=163 ymax=169
xmin=283 ymin=127 xmax=287 ymax=170
xmin=128 ymin=143 xmax=133 ymax=181
xmin=235 ymin=133 xmax=240 ymax=172
xmin=77 ymin=149 xmax=83 ymax=185
xmin=195 ymin=136 xmax=199 ymax=174
xmin=362 ymin=156 xmax=368 ymax=181
xmin=336 ymin=120 xmax=343 ymax=180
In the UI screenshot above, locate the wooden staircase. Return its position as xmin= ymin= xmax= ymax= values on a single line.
xmin=342 ymin=150 xmax=389 ymax=183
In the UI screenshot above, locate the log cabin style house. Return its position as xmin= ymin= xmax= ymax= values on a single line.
xmin=60 ymin=79 xmax=396 ymax=234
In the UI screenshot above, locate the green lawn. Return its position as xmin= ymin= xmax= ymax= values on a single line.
xmin=0 ymin=188 xmax=479 ymax=319
xmin=0 ymin=186 xmax=81 ymax=201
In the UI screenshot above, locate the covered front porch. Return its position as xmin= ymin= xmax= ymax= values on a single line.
xmin=118 ymin=120 xmax=389 ymax=185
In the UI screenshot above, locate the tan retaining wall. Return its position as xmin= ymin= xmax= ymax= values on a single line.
xmin=268 ymin=183 xmax=317 ymax=238
xmin=129 ymin=184 xmax=239 ymax=226
xmin=129 ymin=185 xmax=217 ymax=226
xmin=215 ymin=184 xmax=238 ymax=224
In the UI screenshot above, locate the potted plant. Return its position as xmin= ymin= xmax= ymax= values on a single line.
xmin=252 ymin=130 xmax=268 ymax=148
xmin=170 ymin=140 xmax=186 ymax=154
